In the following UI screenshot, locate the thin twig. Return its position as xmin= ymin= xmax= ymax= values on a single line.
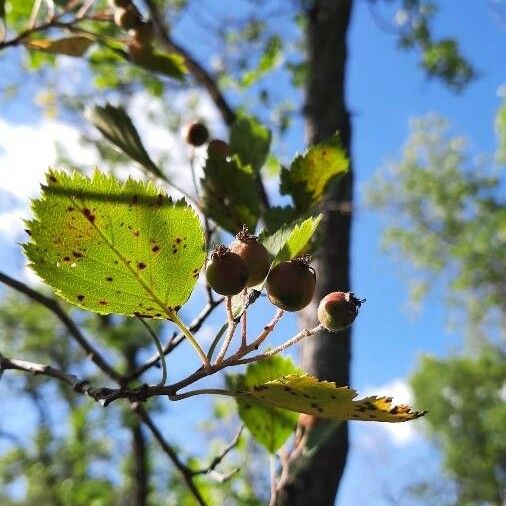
xmin=269 ymin=455 xmax=278 ymax=506
xmin=0 ymin=271 xmax=123 ymax=383
xmin=127 ymin=298 xmax=223 ymax=381
xmin=133 ymin=405 xmax=208 ymax=506
xmin=235 ymin=325 xmax=323 ymax=366
xmin=137 ymin=317 xmax=167 ymax=387
xmin=240 ymin=288 xmax=248 ymax=348
xmin=214 ymin=296 xmax=238 ymax=365
xmin=191 ymin=426 xmax=244 ymax=476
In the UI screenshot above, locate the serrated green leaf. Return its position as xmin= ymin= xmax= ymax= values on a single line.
xmin=25 ymin=36 xmax=95 ymax=57
xmin=263 ymin=206 xmax=297 ymax=232
xmin=201 ymin=152 xmax=260 ymax=234
xmin=86 ymin=103 xmax=165 ymax=180
xmin=227 ymin=356 xmax=300 ymax=453
xmin=230 ymin=114 xmax=271 ymax=173
xmin=130 ymin=49 xmax=186 ymax=81
xmin=24 ymin=170 xmax=205 ymax=318
xmin=281 ymin=134 xmax=348 ymax=211
xmin=234 ymin=373 xmax=425 ymax=423
xmin=261 ymin=214 xmax=322 ymax=264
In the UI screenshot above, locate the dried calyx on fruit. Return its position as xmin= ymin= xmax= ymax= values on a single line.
xmin=184 ymin=122 xmax=209 ymax=147
xmin=206 ymin=245 xmax=249 ymax=296
xmin=265 ymin=256 xmax=316 ymax=312
xmin=317 ymin=291 xmax=365 ymax=332
xmin=229 ymin=226 xmax=271 ymax=287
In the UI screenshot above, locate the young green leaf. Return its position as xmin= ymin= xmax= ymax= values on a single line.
xmin=24 ymin=171 xmax=205 ymax=318
xmin=260 ymin=214 xmax=322 ymax=264
xmin=281 ymin=134 xmax=348 ymax=212
xmin=201 ymin=152 xmax=260 ymax=234
xmin=227 ymin=356 xmax=300 ymax=453
xmin=229 ymin=114 xmax=271 ymax=173
xmin=233 ymin=373 xmax=425 ymax=423
xmin=86 ymin=103 xmax=165 ymax=180
xmin=25 ymin=36 xmax=95 ymax=57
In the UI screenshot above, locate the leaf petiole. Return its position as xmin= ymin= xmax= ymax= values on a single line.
xmin=137 ymin=316 xmax=167 ymax=387
xmin=169 ymin=310 xmax=211 ymax=370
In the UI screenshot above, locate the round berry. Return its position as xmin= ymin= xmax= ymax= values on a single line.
xmin=114 ymin=7 xmax=141 ymax=31
xmin=207 ymin=139 xmax=230 ymax=158
xmin=206 ymin=245 xmax=249 ymax=296
xmin=184 ymin=122 xmax=209 ymax=147
xmin=317 ymin=291 xmax=365 ymax=332
xmin=265 ymin=257 xmax=316 ymax=312
xmin=229 ymin=227 xmax=270 ymax=287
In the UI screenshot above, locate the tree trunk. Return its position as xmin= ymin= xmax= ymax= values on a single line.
xmin=277 ymin=1 xmax=353 ymax=504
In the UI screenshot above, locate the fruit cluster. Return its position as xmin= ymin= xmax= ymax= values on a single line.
xmin=205 ymin=228 xmax=364 ymax=331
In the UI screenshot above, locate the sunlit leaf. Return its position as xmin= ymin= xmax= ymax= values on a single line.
xmin=201 ymin=152 xmax=260 ymax=234
xmin=227 ymin=356 xmax=300 ymax=453
xmin=86 ymin=103 xmax=165 ymax=180
xmin=261 ymin=214 xmax=322 ymax=264
xmin=25 ymin=36 xmax=95 ymax=57
xmin=24 ymin=170 xmax=205 ymax=318
xmin=233 ymin=373 xmax=425 ymax=423
xmin=281 ymin=134 xmax=348 ymax=211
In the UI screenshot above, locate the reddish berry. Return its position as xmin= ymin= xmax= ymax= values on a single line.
xmin=207 ymin=139 xmax=230 ymax=158
xmin=229 ymin=227 xmax=271 ymax=286
xmin=114 ymin=7 xmax=141 ymax=31
xmin=317 ymin=291 xmax=365 ymax=332
xmin=184 ymin=122 xmax=209 ymax=147
xmin=265 ymin=257 xmax=316 ymax=312
xmin=206 ymin=245 xmax=249 ymax=296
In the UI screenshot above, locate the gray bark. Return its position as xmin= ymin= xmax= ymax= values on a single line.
xmin=277 ymin=0 xmax=354 ymax=504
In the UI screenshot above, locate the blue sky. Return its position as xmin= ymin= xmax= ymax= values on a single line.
xmin=0 ymin=1 xmax=505 ymax=504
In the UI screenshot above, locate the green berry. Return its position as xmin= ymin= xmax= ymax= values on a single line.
xmin=229 ymin=227 xmax=270 ymax=286
xmin=265 ymin=257 xmax=316 ymax=311
xmin=206 ymin=245 xmax=249 ymax=296
xmin=317 ymin=291 xmax=365 ymax=332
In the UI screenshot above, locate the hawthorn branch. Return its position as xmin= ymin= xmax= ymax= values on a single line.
xmin=132 ymin=405 xmax=208 ymax=506
xmin=127 ymin=297 xmax=224 ymax=381
xmin=191 ymin=426 xmax=244 ymax=477
xmin=0 ymin=271 xmax=124 ymax=383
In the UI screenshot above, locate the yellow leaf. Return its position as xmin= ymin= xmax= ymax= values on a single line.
xmin=25 ymin=36 xmax=94 ymax=57
xmin=236 ymin=374 xmax=425 ymax=423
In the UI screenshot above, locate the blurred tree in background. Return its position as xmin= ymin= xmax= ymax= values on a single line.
xmin=367 ymin=101 xmax=506 ymax=505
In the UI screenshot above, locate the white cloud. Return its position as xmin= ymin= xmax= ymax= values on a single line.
xmin=0 ymin=118 xmax=97 ymax=203
xmin=361 ymin=377 xmax=421 ymax=446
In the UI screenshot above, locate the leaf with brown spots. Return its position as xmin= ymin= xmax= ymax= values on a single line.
xmin=232 ymin=373 xmax=425 ymax=423
xmin=226 ymin=356 xmax=300 ymax=453
xmin=24 ymin=170 xmax=205 ymax=318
